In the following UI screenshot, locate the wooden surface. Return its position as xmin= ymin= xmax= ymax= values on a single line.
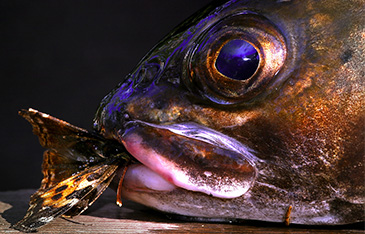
xmin=0 ymin=189 xmax=363 ymax=233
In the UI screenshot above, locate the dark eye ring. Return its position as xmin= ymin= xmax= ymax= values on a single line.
xmin=186 ymin=12 xmax=287 ymax=105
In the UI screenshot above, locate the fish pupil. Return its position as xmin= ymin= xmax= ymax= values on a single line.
xmin=215 ymin=39 xmax=259 ymax=80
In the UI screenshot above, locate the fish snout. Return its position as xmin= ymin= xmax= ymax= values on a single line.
xmin=93 ymin=76 xmax=135 ymax=138
xmin=93 ymin=62 xmax=190 ymax=139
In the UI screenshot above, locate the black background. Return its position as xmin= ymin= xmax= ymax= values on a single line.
xmin=1 ymin=1 xmax=212 ymax=191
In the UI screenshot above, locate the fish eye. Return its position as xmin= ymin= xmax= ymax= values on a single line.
xmin=215 ymin=39 xmax=260 ymax=81
xmin=185 ymin=12 xmax=286 ymax=104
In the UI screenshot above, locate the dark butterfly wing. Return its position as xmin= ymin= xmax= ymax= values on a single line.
xmin=13 ymin=109 xmax=130 ymax=232
xmin=13 ymin=162 xmax=119 ymax=232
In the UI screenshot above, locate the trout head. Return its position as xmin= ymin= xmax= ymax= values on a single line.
xmin=94 ymin=0 xmax=364 ymax=225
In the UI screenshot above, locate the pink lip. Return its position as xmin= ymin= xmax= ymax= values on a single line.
xmin=122 ymin=163 xmax=177 ymax=192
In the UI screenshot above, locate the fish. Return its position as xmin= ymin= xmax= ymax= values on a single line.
xmin=13 ymin=0 xmax=364 ymax=232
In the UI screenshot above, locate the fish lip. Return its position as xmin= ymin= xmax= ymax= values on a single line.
xmin=118 ymin=120 xmax=258 ymax=199
xmin=130 ymin=120 xmax=259 ymax=163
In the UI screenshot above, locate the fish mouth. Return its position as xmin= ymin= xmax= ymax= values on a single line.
xmin=117 ymin=121 xmax=257 ymax=199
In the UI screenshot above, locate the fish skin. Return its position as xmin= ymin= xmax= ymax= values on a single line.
xmin=94 ymin=0 xmax=364 ymax=225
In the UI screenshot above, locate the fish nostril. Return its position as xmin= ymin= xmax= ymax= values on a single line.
xmin=133 ymin=56 xmax=163 ymax=89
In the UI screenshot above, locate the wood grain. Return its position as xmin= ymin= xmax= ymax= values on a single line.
xmin=1 ymin=189 xmax=363 ymax=233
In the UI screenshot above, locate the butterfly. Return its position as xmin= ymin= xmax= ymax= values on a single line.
xmin=12 ymin=109 xmax=131 ymax=232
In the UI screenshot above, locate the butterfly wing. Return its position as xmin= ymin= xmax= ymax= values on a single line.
xmin=13 ymin=109 xmax=130 ymax=232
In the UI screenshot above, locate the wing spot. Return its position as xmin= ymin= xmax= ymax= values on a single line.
xmin=74 ymin=176 xmax=83 ymax=182
xmin=51 ymin=193 xmax=63 ymax=201
xmin=55 ymin=185 xmax=68 ymax=193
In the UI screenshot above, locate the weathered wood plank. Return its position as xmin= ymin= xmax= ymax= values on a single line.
xmin=0 ymin=189 xmax=363 ymax=233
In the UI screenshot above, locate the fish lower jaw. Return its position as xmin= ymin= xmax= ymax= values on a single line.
xmin=122 ymin=164 xmax=177 ymax=192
